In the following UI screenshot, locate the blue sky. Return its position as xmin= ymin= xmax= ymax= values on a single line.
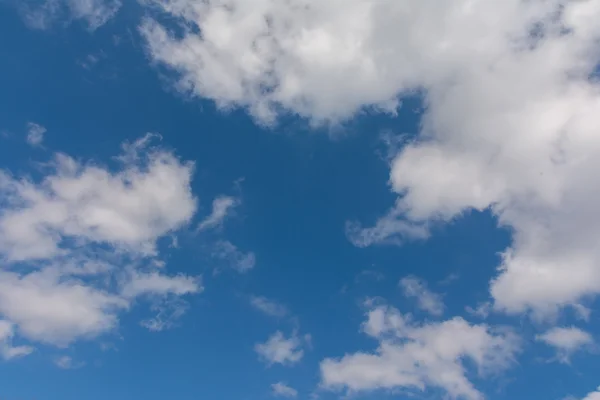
xmin=1 ymin=1 xmax=600 ymax=400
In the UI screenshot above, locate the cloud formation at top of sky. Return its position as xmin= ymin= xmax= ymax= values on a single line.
xmin=137 ymin=0 xmax=600 ymax=319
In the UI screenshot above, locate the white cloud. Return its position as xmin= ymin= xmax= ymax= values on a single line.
xmin=346 ymin=212 xmax=430 ymax=248
xmin=0 ymin=270 xmax=127 ymax=346
xmin=141 ymin=0 xmax=600 ymax=318
xmin=0 ymin=320 xmax=34 ymax=360
xmin=399 ymin=276 xmax=444 ymax=316
xmin=54 ymin=355 xmax=84 ymax=369
xmin=26 ymin=122 xmax=46 ymax=147
xmin=320 ymin=304 xmax=520 ymax=400
xmin=212 ymin=240 xmax=256 ymax=272
xmin=271 ymin=382 xmax=298 ymax=398
xmin=19 ymin=0 xmax=121 ymax=31
xmin=197 ymin=196 xmax=238 ymax=231
xmin=0 ymin=135 xmax=201 ymax=346
xmin=255 ymin=331 xmax=305 ymax=366
xmin=0 ymin=133 xmax=196 ymax=261
xmin=536 ymin=326 xmax=593 ymax=363
xmin=121 ymin=271 xmax=201 ymax=299
xmin=580 ymin=387 xmax=600 ymax=400
xmin=250 ymin=296 xmax=288 ymax=318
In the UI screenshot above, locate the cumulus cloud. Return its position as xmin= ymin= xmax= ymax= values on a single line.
xmin=197 ymin=196 xmax=238 ymax=231
xmin=580 ymin=387 xmax=600 ymax=400
xmin=141 ymin=0 xmax=600 ymax=320
xmin=0 ymin=135 xmax=201 ymax=347
xmin=250 ymin=296 xmax=288 ymax=318
xmin=399 ymin=276 xmax=444 ymax=316
xmin=0 ymin=134 xmax=196 ymax=261
xmin=18 ymin=0 xmax=121 ymax=30
xmin=255 ymin=331 xmax=306 ymax=366
xmin=26 ymin=122 xmax=46 ymax=147
xmin=536 ymin=326 xmax=594 ymax=363
xmin=141 ymin=0 xmax=600 ymax=318
xmin=320 ymin=304 xmax=520 ymax=400
xmin=271 ymin=382 xmax=298 ymax=398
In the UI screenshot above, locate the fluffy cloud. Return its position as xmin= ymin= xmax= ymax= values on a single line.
xmin=580 ymin=387 xmax=600 ymax=400
xmin=0 ymin=270 xmax=127 ymax=346
xmin=0 ymin=134 xmax=196 ymax=260
xmin=141 ymin=0 xmax=600 ymax=318
xmin=399 ymin=276 xmax=444 ymax=316
xmin=250 ymin=296 xmax=288 ymax=318
xmin=0 ymin=135 xmax=201 ymax=347
xmin=18 ymin=0 xmax=121 ymax=30
xmin=255 ymin=331 xmax=306 ymax=366
xmin=320 ymin=304 xmax=520 ymax=400
xmin=26 ymin=122 xmax=46 ymax=147
xmin=536 ymin=326 xmax=594 ymax=363
xmin=271 ymin=382 xmax=298 ymax=398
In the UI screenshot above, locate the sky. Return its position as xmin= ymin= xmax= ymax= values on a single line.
xmin=0 ymin=0 xmax=600 ymax=399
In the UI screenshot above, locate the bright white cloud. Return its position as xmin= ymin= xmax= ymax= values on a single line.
xmin=536 ymin=326 xmax=593 ymax=363
xmin=0 ymin=135 xmax=201 ymax=347
xmin=255 ymin=331 xmax=305 ymax=366
xmin=0 ymin=320 xmax=34 ymax=360
xmin=580 ymin=387 xmax=600 ymax=400
xmin=320 ymin=304 xmax=520 ymax=400
xmin=399 ymin=276 xmax=444 ymax=316
xmin=0 ymin=134 xmax=196 ymax=261
xmin=26 ymin=122 xmax=46 ymax=146
xmin=0 ymin=270 xmax=127 ymax=346
xmin=197 ymin=196 xmax=238 ymax=231
xmin=271 ymin=382 xmax=298 ymax=398
xmin=19 ymin=0 xmax=121 ymax=31
xmin=140 ymin=0 xmax=600 ymax=317
xmin=212 ymin=240 xmax=256 ymax=272
xmin=141 ymin=0 xmax=600 ymax=318
xmin=250 ymin=296 xmax=288 ymax=318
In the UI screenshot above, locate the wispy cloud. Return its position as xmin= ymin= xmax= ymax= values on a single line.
xmin=536 ymin=327 xmax=594 ymax=364
xmin=18 ymin=0 xmax=121 ymax=31
xmin=271 ymin=382 xmax=298 ymax=398
xmin=212 ymin=240 xmax=256 ymax=273
xmin=197 ymin=196 xmax=239 ymax=232
xmin=54 ymin=355 xmax=84 ymax=369
xmin=250 ymin=296 xmax=288 ymax=318
xmin=399 ymin=276 xmax=444 ymax=316
xmin=25 ymin=122 xmax=46 ymax=146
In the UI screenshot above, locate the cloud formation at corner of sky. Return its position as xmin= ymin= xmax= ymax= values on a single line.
xmin=319 ymin=303 xmax=521 ymax=400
